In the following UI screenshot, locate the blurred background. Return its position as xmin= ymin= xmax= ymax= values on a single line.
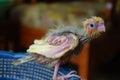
xmin=0 ymin=0 xmax=120 ymax=80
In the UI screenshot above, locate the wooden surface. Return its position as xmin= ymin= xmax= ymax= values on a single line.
xmin=70 ymin=43 xmax=90 ymax=80
xmin=20 ymin=26 xmax=47 ymax=48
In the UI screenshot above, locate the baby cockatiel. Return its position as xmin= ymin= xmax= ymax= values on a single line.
xmin=13 ymin=16 xmax=105 ymax=80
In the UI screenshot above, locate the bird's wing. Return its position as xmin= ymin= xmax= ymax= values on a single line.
xmin=27 ymin=33 xmax=79 ymax=59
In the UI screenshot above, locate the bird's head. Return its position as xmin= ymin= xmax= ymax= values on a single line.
xmin=83 ymin=16 xmax=105 ymax=39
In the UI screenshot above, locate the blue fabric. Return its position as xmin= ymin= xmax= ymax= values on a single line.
xmin=0 ymin=51 xmax=80 ymax=80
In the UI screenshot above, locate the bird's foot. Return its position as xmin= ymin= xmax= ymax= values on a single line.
xmin=53 ymin=71 xmax=80 ymax=80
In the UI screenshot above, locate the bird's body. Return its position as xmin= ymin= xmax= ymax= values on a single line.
xmin=13 ymin=16 xmax=105 ymax=80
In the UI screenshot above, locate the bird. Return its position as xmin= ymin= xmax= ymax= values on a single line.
xmin=13 ymin=16 xmax=105 ymax=80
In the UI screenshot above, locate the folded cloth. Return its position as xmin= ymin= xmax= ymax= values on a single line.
xmin=0 ymin=51 xmax=81 ymax=80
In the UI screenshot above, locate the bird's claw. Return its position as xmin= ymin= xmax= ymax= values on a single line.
xmin=53 ymin=71 xmax=80 ymax=80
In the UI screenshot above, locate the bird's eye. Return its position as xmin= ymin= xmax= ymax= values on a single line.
xmin=89 ymin=23 xmax=95 ymax=28
xmin=90 ymin=24 xmax=94 ymax=27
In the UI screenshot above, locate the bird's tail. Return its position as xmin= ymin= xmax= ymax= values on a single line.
xmin=12 ymin=55 xmax=35 ymax=66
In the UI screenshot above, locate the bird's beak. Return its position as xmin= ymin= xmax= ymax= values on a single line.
xmin=98 ymin=25 xmax=106 ymax=32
